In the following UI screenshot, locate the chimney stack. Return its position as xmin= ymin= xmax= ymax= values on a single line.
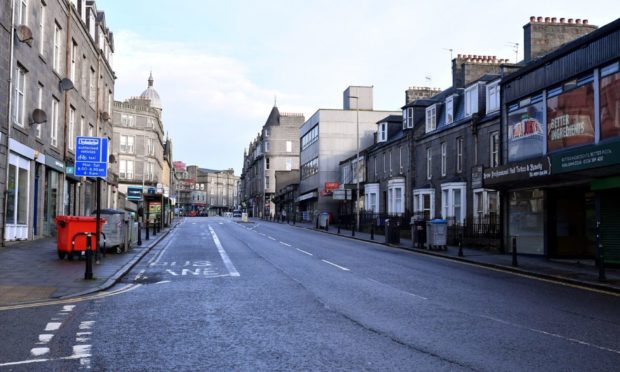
xmin=524 ymin=16 xmax=598 ymax=62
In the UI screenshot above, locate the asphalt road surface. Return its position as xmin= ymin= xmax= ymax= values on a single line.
xmin=2 ymin=217 xmax=620 ymax=371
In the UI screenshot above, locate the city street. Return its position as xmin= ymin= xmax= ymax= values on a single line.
xmin=1 ymin=217 xmax=619 ymax=371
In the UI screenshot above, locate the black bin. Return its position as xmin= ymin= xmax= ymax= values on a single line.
xmin=384 ymin=219 xmax=401 ymax=245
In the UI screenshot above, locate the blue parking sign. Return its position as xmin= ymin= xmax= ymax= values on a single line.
xmin=75 ymin=136 xmax=108 ymax=178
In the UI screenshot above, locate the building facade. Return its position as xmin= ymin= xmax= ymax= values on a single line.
xmin=3 ymin=0 xmax=116 ymax=243
xmin=485 ymin=17 xmax=620 ymax=262
xmin=298 ymin=86 xmax=400 ymax=221
xmin=241 ymin=106 xmax=304 ymax=218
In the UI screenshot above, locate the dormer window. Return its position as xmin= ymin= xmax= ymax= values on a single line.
xmin=402 ymin=109 xmax=407 ymax=130
xmin=486 ymin=81 xmax=500 ymax=113
xmin=425 ymin=104 xmax=437 ymax=132
xmin=446 ymin=96 xmax=454 ymax=124
xmin=402 ymin=107 xmax=413 ymax=129
xmin=465 ymin=84 xmax=479 ymax=117
xmin=378 ymin=122 xmax=388 ymax=142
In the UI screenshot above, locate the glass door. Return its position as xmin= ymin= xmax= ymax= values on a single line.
xmin=5 ymin=154 xmax=30 ymax=241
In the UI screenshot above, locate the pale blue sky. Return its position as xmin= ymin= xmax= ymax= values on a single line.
xmin=96 ymin=0 xmax=619 ymax=174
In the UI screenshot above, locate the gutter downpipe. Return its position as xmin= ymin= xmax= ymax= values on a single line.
xmin=2 ymin=0 xmax=17 ymax=247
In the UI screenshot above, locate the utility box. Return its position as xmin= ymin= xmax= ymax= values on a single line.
xmin=426 ymin=219 xmax=448 ymax=250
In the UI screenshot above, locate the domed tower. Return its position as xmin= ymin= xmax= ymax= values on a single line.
xmin=139 ymin=72 xmax=162 ymax=111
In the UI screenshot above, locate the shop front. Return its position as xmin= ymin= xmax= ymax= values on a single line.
xmin=44 ymin=156 xmax=65 ymax=237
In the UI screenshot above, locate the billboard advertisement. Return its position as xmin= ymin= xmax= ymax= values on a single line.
xmin=508 ymin=101 xmax=545 ymax=162
xmin=547 ymin=83 xmax=595 ymax=152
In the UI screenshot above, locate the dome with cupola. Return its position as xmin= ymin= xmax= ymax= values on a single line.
xmin=139 ymin=72 xmax=162 ymax=110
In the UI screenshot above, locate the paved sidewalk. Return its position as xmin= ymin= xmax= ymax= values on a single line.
xmin=0 ymin=222 xmax=178 ymax=307
xmin=260 ymin=218 xmax=620 ymax=294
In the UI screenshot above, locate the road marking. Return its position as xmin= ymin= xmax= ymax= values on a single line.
xmin=296 ymin=248 xmax=313 ymax=256
xmin=61 ymin=305 xmax=75 ymax=312
xmin=37 ymin=334 xmax=54 ymax=344
xmin=0 ymin=354 xmax=90 ymax=367
xmin=367 ymin=278 xmax=428 ymax=300
xmin=44 ymin=322 xmax=61 ymax=331
xmin=208 ymin=226 xmax=240 ymax=277
xmin=134 ymin=269 xmax=146 ymax=281
xmin=147 ymin=229 xmax=178 ymax=266
xmin=155 ymin=280 xmax=171 ymax=284
xmin=321 ymin=260 xmax=350 ymax=271
xmin=30 ymin=347 xmax=49 ymax=357
xmin=280 ymin=242 xmax=291 ymax=247
xmin=72 ymin=344 xmax=92 ymax=357
xmin=268 ymin=236 xmax=276 ymax=241
xmin=79 ymin=321 xmax=95 ymax=330
xmin=259 ymin=233 xmax=266 ymax=236
xmin=480 ymin=315 xmax=620 ymax=355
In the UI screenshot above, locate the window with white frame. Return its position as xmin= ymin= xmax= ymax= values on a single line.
xmin=286 ymin=140 xmax=292 ymax=152
xmin=407 ymin=107 xmax=413 ymax=128
xmin=441 ymin=142 xmax=447 ymax=176
xmin=88 ymin=123 xmax=93 ymax=136
xmin=70 ymin=40 xmax=77 ymax=82
xmin=378 ymin=122 xmax=388 ymax=142
xmin=107 ymin=90 xmax=112 ymax=115
xmin=373 ymin=156 xmax=377 ymax=178
xmin=425 ymin=104 xmax=437 ymax=132
xmin=120 ymin=135 xmax=134 ymax=153
xmin=383 ymin=152 xmax=387 ymax=176
xmin=413 ymin=189 xmax=435 ymax=220
xmin=426 ymin=147 xmax=432 ymax=179
xmin=402 ymin=109 xmax=407 ymax=130
xmin=39 ymin=2 xmax=45 ymax=55
xmin=36 ymin=83 xmax=43 ymax=138
xmin=89 ymin=67 xmax=96 ymax=106
xmin=81 ymin=55 xmax=87 ymax=96
xmin=473 ymin=188 xmax=500 ymax=223
xmin=51 ymin=98 xmax=59 ymax=147
xmin=490 ymin=131 xmax=500 ymax=167
xmin=285 ymin=158 xmax=292 ymax=171
xmin=389 ymin=150 xmax=392 ymax=175
xmin=365 ymin=183 xmax=380 ymax=213
xmin=388 ymin=180 xmax=405 ymax=215
xmin=53 ymin=22 xmax=61 ymax=72
xmin=264 ymin=141 xmax=269 ymax=152
xmin=399 ymin=146 xmax=403 ymax=172
xmin=486 ymin=81 xmax=500 ymax=113
xmin=119 ymin=159 xmax=134 ymax=179
xmin=446 ymin=96 xmax=454 ymax=124
xmin=13 ymin=65 xmax=26 ymax=127
xmin=456 ymin=137 xmax=463 ymax=173
xmin=17 ymin=0 xmax=28 ymax=25
xmin=121 ymin=114 xmax=135 ymax=127
xmin=441 ymin=182 xmax=467 ymax=224
xmin=68 ymin=108 xmax=75 ymax=150
xmin=465 ymin=84 xmax=479 ymax=117
xmin=265 ymin=157 xmax=270 ymax=170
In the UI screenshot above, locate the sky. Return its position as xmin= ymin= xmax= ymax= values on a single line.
xmin=95 ymin=0 xmax=619 ymax=175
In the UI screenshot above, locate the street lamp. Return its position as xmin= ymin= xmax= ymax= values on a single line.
xmin=350 ymin=95 xmax=361 ymax=232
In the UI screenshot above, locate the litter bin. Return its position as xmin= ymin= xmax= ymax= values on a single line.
xmin=318 ymin=212 xmax=330 ymax=229
xmin=55 ymin=216 xmax=106 ymax=260
xmin=384 ymin=219 xmax=401 ymax=245
xmin=91 ymin=209 xmax=128 ymax=253
xmin=426 ymin=219 xmax=447 ymax=250
xmin=411 ymin=218 xmax=427 ymax=248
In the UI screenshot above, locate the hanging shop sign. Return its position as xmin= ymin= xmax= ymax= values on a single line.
xmin=483 ymin=157 xmax=551 ymax=186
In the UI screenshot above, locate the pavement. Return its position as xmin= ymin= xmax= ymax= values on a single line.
xmin=259 ymin=218 xmax=620 ymax=294
xmin=0 ymin=220 xmax=178 ymax=307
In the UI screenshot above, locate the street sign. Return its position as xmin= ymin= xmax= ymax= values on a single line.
xmin=75 ymin=136 xmax=108 ymax=178
xmin=127 ymin=186 xmax=143 ymax=201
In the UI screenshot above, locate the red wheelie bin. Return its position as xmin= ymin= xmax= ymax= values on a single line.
xmin=55 ymin=216 xmax=106 ymax=260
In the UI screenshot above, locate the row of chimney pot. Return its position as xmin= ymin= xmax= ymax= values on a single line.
xmin=529 ymin=16 xmax=589 ymax=25
xmin=455 ymin=55 xmax=509 ymax=63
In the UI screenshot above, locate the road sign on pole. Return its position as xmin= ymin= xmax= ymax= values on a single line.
xmin=75 ymin=136 xmax=108 ymax=178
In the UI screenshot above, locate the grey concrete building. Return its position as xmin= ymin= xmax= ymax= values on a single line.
xmin=241 ymin=105 xmax=304 ymax=218
xmin=2 ymin=0 xmax=116 ymax=242
xmin=0 ymin=0 xmax=12 ymax=244
xmin=298 ymin=86 xmax=400 ymax=221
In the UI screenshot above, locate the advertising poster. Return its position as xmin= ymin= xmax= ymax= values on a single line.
xmin=600 ymin=71 xmax=620 ymax=140
xmin=508 ymin=102 xmax=545 ymax=162
xmin=547 ymin=84 xmax=595 ymax=152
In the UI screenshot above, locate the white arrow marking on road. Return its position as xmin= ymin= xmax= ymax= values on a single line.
xmin=208 ymin=226 xmax=240 ymax=277
xmin=321 ymin=259 xmax=350 ymax=271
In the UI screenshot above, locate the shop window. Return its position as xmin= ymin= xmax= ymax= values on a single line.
xmin=507 ymin=98 xmax=545 ymax=162
xmin=547 ymin=82 xmax=595 ymax=152
xmin=600 ymin=70 xmax=620 ymax=140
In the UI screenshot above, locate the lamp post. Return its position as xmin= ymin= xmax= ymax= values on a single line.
xmin=350 ymin=95 xmax=361 ymax=232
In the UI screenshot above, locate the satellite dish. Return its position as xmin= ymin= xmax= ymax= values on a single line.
xmin=16 ymin=25 xmax=33 ymax=45
xmin=59 ymin=78 xmax=74 ymax=91
xmin=101 ymin=111 xmax=110 ymax=121
xmin=31 ymin=108 xmax=47 ymax=124
xmin=108 ymin=154 xmax=116 ymax=163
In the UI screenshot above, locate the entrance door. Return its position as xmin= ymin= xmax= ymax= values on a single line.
xmin=5 ymin=154 xmax=30 ymax=241
xmin=551 ymin=188 xmax=595 ymax=258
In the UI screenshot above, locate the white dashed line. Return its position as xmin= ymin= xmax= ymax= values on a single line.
xmin=296 ymin=248 xmax=313 ymax=256
xmin=268 ymin=236 xmax=276 ymax=241
xmin=321 ymin=259 xmax=350 ymax=271
xmin=280 ymin=242 xmax=291 ymax=247
xmin=44 ymin=322 xmax=61 ymax=331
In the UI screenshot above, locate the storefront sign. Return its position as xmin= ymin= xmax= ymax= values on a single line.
xmin=127 ymin=186 xmax=143 ymax=201
xmin=483 ymin=157 xmax=551 ymax=186
xmin=324 ymin=182 xmax=339 ymax=191
xmin=45 ymin=155 xmax=65 ymax=173
xmin=551 ymin=141 xmax=620 ymax=174
xmin=508 ymin=101 xmax=545 ymax=162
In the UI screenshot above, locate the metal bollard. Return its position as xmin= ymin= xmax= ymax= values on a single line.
xmin=85 ymin=233 xmax=94 ymax=280
xmin=137 ymin=221 xmax=142 ymax=246
xmin=337 ymin=221 xmax=341 ymax=234
xmin=599 ymin=244 xmax=607 ymax=282
xmin=370 ymin=223 xmax=374 ymax=240
xmin=145 ymin=219 xmax=150 ymax=241
xmin=325 ymin=221 xmax=329 ymax=232
xmin=512 ymin=236 xmax=518 ymax=267
xmin=458 ymin=239 xmax=464 ymax=257
xmin=316 ymin=218 xmax=319 ymax=229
